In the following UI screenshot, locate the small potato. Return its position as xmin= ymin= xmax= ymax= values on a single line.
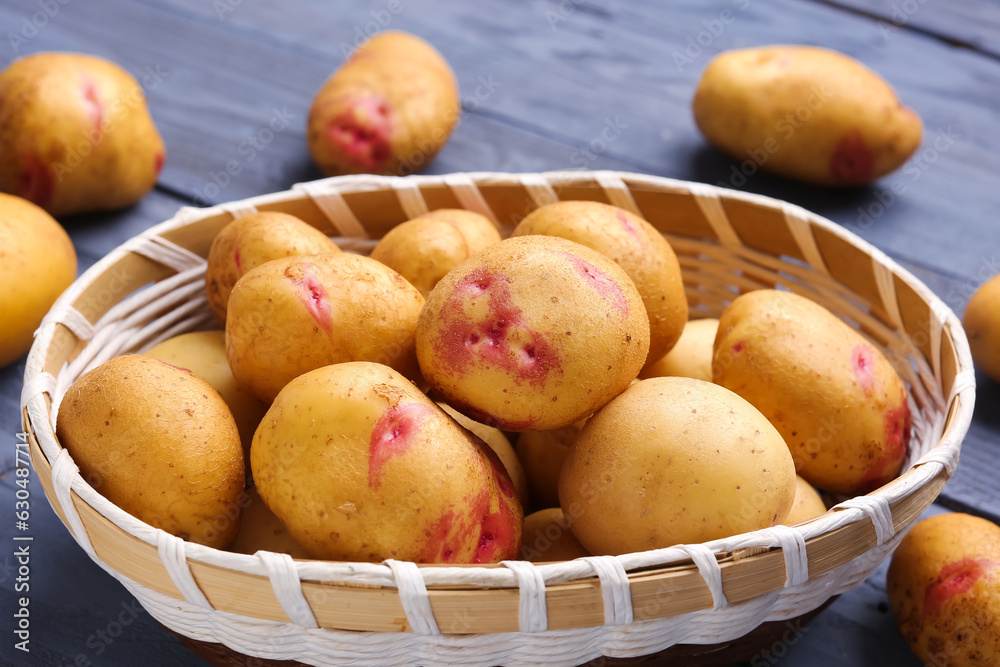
xmin=693 ymin=46 xmax=922 ymax=186
xmin=308 ymin=31 xmax=459 ymax=176
xmin=560 ymin=377 xmax=795 ymax=555
xmin=205 ymin=212 xmax=339 ymax=325
xmin=371 ymin=209 xmax=502 ymax=297
xmin=226 ymin=253 xmax=424 ymax=403
xmin=640 ymin=318 xmax=719 ymax=382
xmin=417 ymin=236 xmax=649 ymax=431
xmin=56 ymin=355 xmax=245 ymax=548
xmin=780 ymin=476 xmax=827 ymax=526
xmin=520 ymin=508 xmax=589 ymax=562
xmin=963 ymin=274 xmax=1000 ymax=383
xmin=515 ymin=422 xmax=583 ymax=511
xmin=888 ymin=513 xmax=1000 ymax=666
xmin=0 ymin=194 xmax=76 ymax=367
xmin=229 ymin=487 xmax=309 ymax=558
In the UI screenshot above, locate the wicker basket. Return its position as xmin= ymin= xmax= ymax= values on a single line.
xmin=22 ymin=171 xmax=975 ymax=667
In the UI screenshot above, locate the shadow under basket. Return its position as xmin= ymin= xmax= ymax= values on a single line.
xmin=21 ymin=171 xmax=974 ymax=667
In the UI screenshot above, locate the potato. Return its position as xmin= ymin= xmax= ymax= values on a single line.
xmin=0 ymin=194 xmax=76 ymax=367
xmin=371 ymin=209 xmax=502 ymax=297
xmin=307 ymin=31 xmax=459 ymax=177
xmin=520 ymin=508 xmax=589 ymax=562
xmin=559 ymin=377 xmax=795 ymax=555
xmin=713 ymin=289 xmax=911 ymax=494
xmin=226 ymin=253 xmax=424 ymax=403
xmin=56 ymin=355 xmax=244 ymax=548
xmin=693 ymin=46 xmax=922 ymax=186
xmin=0 ymin=53 xmax=165 ymax=216
xmin=417 ymin=235 xmax=649 ymax=431
xmin=512 ymin=200 xmax=687 ymax=365
xmin=229 ymin=487 xmax=309 ymax=558
xmin=251 ymin=362 xmax=522 ymax=563
xmin=780 ymin=476 xmax=827 ymax=526
xmin=640 ymin=318 xmax=718 ymax=382
xmin=963 ymin=274 xmax=1000 ymax=383
xmin=205 ymin=212 xmax=339 ymax=325
xmin=515 ymin=422 xmax=583 ymax=511
xmin=888 ymin=513 xmax=1000 ymax=666
xmin=146 ymin=331 xmax=267 ymax=471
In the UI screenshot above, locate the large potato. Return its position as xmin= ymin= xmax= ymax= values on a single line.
xmin=251 ymin=362 xmax=522 ymax=563
xmin=713 ymin=289 xmax=911 ymax=494
xmin=888 ymin=513 xmax=1000 ymax=666
xmin=963 ymin=274 xmax=1000 ymax=383
xmin=512 ymin=201 xmax=687 ymax=366
xmin=417 ymin=235 xmax=649 ymax=431
xmin=640 ymin=318 xmax=718 ymax=382
xmin=0 ymin=194 xmax=76 ymax=367
xmin=0 ymin=53 xmax=165 ymax=215
xmin=308 ymin=31 xmax=459 ymax=176
xmin=693 ymin=46 xmax=922 ymax=186
xmin=56 ymin=355 xmax=245 ymax=548
xmin=560 ymin=377 xmax=795 ymax=555
xmin=226 ymin=253 xmax=424 ymax=403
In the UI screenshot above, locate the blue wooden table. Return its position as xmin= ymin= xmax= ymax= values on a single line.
xmin=1 ymin=1 xmax=998 ymax=665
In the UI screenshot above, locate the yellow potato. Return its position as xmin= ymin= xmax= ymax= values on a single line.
xmin=371 ymin=209 xmax=502 ymax=297
xmin=56 ymin=355 xmax=244 ymax=548
xmin=515 ymin=422 xmax=583 ymax=511
xmin=0 ymin=194 xmax=76 ymax=367
xmin=963 ymin=274 xmax=1000 ymax=383
xmin=640 ymin=318 xmax=719 ymax=382
xmin=512 ymin=200 xmax=687 ymax=365
xmin=888 ymin=513 xmax=1000 ymax=666
xmin=780 ymin=476 xmax=827 ymax=526
xmin=520 ymin=508 xmax=589 ymax=562
xmin=416 ymin=236 xmax=649 ymax=431
xmin=229 ymin=487 xmax=309 ymax=558
xmin=308 ymin=31 xmax=459 ymax=176
xmin=0 ymin=53 xmax=165 ymax=215
xmin=251 ymin=362 xmax=522 ymax=563
xmin=713 ymin=289 xmax=911 ymax=494
xmin=226 ymin=253 xmax=424 ymax=402
xmin=693 ymin=46 xmax=922 ymax=186
xmin=205 ymin=212 xmax=340 ymax=325
xmin=559 ymin=377 xmax=795 ymax=555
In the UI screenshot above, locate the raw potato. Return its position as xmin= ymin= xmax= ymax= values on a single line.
xmin=693 ymin=46 xmax=922 ymax=186
xmin=640 ymin=318 xmax=719 ymax=382
xmin=251 ymin=362 xmax=522 ymax=563
xmin=229 ymin=487 xmax=309 ymax=558
xmin=780 ymin=476 xmax=827 ymax=525
xmin=512 ymin=201 xmax=687 ymax=365
xmin=516 ymin=422 xmax=583 ymax=511
xmin=713 ymin=289 xmax=911 ymax=494
xmin=416 ymin=235 xmax=649 ymax=431
xmin=963 ymin=274 xmax=1000 ymax=383
xmin=226 ymin=253 xmax=424 ymax=403
xmin=559 ymin=377 xmax=795 ymax=555
xmin=205 ymin=212 xmax=340 ymax=325
xmin=308 ymin=31 xmax=459 ymax=177
xmin=520 ymin=508 xmax=589 ymax=562
xmin=56 ymin=355 xmax=244 ymax=548
xmin=888 ymin=513 xmax=1000 ymax=666
xmin=0 ymin=53 xmax=165 ymax=216
xmin=371 ymin=209 xmax=502 ymax=297
xmin=0 ymin=194 xmax=76 ymax=367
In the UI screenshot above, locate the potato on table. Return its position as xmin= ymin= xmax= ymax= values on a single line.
xmin=963 ymin=273 xmax=1000 ymax=383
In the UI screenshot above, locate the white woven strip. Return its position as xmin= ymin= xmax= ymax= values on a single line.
xmin=834 ymin=496 xmax=894 ymax=546
xmin=871 ymin=257 xmax=904 ymax=330
xmin=257 ymin=551 xmax=319 ymax=629
xmin=221 ymin=201 xmax=258 ymax=219
xmin=580 ymin=556 xmax=633 ymax=626
xmin=783 ymin=206 xmax=829 ymax=275
xmin=40 ymin=304 xmax=95 ymax=340
xmin=51 ymin=449 xmax=98 ymax=560
xmin=20 ymin=372 xmax=56 ymax=412
xmin=501 ymin=560 xmax=548 ymax=632
xmin=672 ymin=545 xmax=727 ymax=610
xmin=443 ymin=174 xmax=500 ymax=228
xmin=518 ymin=173 xmax=558 ymax=209
xmin=157 ymin=531 xmax=213 ymax=610
xmin=949 ymin=368 xmax=975 ymax=405
xmin=594 ymin=172 xmax=640 ymax=216
xmin=123 ymin=235 xmax=206 ymax=273
xmin=384 ymin=560 xmax=440 ymax=636
xmin=688 ymin=184 xmax=741 ymax=247
xmin=294 ymin=182 xmax=368 ymax=238
xmin=391 ymin=178 xmax=430 ymax=219
xmin=918 ymin=441 xmax=960 ymax=478
xmin=762 ymin=525 xmax=809 ymax=588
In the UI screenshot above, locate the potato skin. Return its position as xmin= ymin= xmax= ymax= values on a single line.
xmin=520 ymin=508 xmax=589 ymax=562
xmin=416 ymin=235 xmax=649 ymax=431
xmin=963 ymin=274 xmax=1000 ymax=383
xmin=888 ymin=513 xmax=1000 ymax=666
xmin=0 ymin=194 xmax=76 ymax=367
xmin=251 ymin=362 xmax=522 ymax=563
xmin=226 ymin=253 xmax=424 ymax=403
xmin=308 ymin=31 xmax=459 ymax=177
xmin=56 ymin=355 xmax=245 ymax=548
xmin=515 ymin=422 xmax=582 ymax=511
xmin=713 ymin=290 xmax=911 ymax=494
xmin=640 ymin=318 xmax=719 ymax=382
xmin=229 ymin=487 xmax=309 ymax=558
xmin=780 ymin=476 xmax=827 ymax=526
xmin=693 ymin=46 xmax=922 ymax=186
xmin=0 ymin=53 xmax=165 ymax=216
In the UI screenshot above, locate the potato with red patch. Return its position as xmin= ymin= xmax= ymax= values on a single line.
xmin=713 ymin=289 xmax=911 ymax=494
xmin=511 ymin=201 xmax=687 ymax=365
xmin=226 ymin=253 xmax=424 ymax=403
xmin=251 ymin=362 xmax=522 ymax=563
xmin=640 ymin=318 xmax=719 ymax=382
xmin=206 ymin=212 xmax=339 ymax=325
xmin=693 ymin=46 xmax=922 ymax=186
xmin=0 ymin=53 xmax=165 ymax=216
xmin=308 ymin=31 xmax=459 ymax=177
xmin=888 ymin=513 xmax=1000 ymax=666
xmin=416 ymin=235 xmax=649 ymax=431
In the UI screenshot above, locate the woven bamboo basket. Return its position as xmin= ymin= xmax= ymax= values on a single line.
xmin=22 ymin=170 xmax=975 ymax=667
